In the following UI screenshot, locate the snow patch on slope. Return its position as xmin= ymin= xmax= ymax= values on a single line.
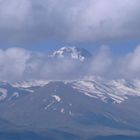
xmin=52 ymin=95 xmax=61 ymax=102
xmin=0 ymin=88 xmax=7 ymax=101
xmin=71 ymin=79 xmax=140 ymax=104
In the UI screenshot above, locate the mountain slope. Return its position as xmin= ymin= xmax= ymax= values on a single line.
xmin=0 ymin=79 xmax=140 ymax=139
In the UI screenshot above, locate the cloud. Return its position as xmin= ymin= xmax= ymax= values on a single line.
xmin=0 ymin=47 xmax=85 ymax=81
xmin=0 ymin=47 xmax=30 ymax=81
xmin=0 ymin=46 xmax=140 ymax=81
xmin=0 ymin=46 xmax=94 ymax=81
xmin=88 ymin=46 xmax=112 ymax=76
xmin=119 ymin=45 xmax=140 ymax=78
xmin=0 ymin=0 xmax=140 ymax=43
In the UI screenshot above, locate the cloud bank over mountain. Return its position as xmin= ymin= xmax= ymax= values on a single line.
xmin=0 ymin=46 xmax=139 ymax=81
xmin=0 ymin=0 xmax=140 ymax=43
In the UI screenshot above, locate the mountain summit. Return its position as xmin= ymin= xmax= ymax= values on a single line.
xmin=50 ymin=46 xmax=92 ymax=61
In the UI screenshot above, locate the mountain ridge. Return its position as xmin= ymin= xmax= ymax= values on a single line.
xmin=0 ymin=79 xmax=140 ymax=139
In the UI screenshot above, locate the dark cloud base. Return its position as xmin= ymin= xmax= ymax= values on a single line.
xmin=0 ymin=0 xmax=140 ymax=43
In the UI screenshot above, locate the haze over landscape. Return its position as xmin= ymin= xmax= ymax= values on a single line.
xmin=0 ymin=0 xmax=140 ymax=140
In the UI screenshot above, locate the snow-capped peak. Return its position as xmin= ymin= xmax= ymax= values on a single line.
xmin=50 ymin=46 xmax=92 ymax=61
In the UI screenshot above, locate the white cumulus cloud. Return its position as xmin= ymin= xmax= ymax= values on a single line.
xmin=0 ymin=46 xmax=140 ymax=81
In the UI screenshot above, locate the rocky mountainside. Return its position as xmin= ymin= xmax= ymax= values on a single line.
xmin=49 ymin=46 xmax=92 ymax=61
xmin=0 ymin=79 xmax=140 ymax=139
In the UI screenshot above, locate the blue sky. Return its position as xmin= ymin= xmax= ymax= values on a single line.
xmin=0 ymin=39 xmax=138 ymax=56
xmin=6 ymin=39 xmax=138 ymax=57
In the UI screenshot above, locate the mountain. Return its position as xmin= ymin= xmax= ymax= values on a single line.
xmin=0 ymin=43 xmax=138 ymax=139
xmin=50 ymin=46 xmax=92 ymax=61
xmin=0 ymin=79 xmax=140 ymax=139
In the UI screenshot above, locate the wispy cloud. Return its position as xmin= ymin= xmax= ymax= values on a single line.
xmin=0 ymin=47 xmax=30 ymax=81
xmin=89 ymin=46 xmax=112 ymax=76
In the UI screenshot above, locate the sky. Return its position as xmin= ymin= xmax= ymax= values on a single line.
xmin=0 ymin=0 xmax=140 ymax=81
